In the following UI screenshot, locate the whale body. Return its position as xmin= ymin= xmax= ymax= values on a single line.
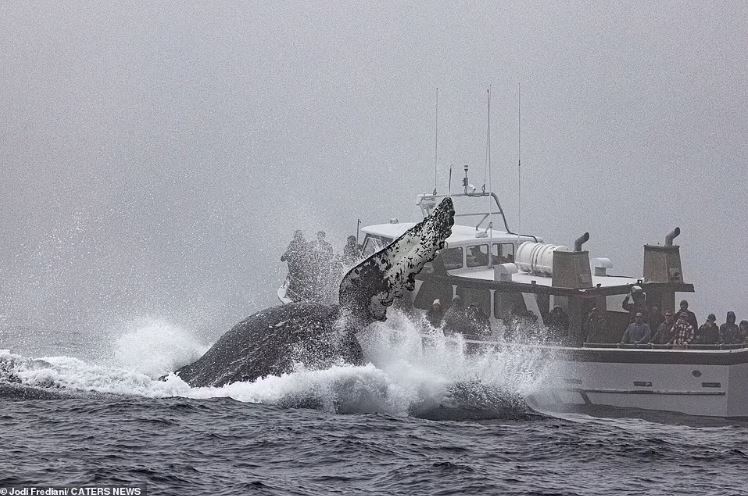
xmin=173 ymin=197 xmax=455 ymax=387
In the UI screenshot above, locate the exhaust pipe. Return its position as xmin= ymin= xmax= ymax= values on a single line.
xmin=574 ymin=232 xmax=590 ymax=252
xmin=665 ymin=227 xmax=680 ymax=246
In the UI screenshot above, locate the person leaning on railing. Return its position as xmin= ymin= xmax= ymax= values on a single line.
xmin=651 ymin=311 xmax=676 ymax=345
xmin=620 ymin=312 xmax=652 ymax=345
xmin=668 ymin=313 xmax=695 ymax=347
xmin=695 ymin=314 xmax=720 ymax=345
xmin=720 ymin=312 xmax=740 ymax=345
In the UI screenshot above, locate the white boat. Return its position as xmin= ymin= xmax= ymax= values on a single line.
xmin=278 ymin=170 xmax=747 ymax=418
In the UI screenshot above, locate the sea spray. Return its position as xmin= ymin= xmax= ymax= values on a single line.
xmin=0 ymin=312 xmax=562 ymax=419
xmin=113 ymin=318 xmax=210 ymax=378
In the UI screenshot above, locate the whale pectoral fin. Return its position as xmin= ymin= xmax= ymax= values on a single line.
xmin=339 ymin=197 xmax=454 ymax=322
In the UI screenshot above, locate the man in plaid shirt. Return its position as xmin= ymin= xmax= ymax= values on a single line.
xmin=669 ymin=314 xmax=695 ymax=346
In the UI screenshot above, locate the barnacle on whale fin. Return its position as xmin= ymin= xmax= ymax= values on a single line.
xmin=339 ymin=197 xmax=454 ymax=322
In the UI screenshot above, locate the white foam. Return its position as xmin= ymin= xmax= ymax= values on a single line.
xmin=113 ymin=318 xmax=210 ymax=378
xmin=1 ymin=312 xmax=561 ymax=417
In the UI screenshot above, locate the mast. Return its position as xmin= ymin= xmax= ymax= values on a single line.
xmin=485 ymin=86 xmax=494 ymax=242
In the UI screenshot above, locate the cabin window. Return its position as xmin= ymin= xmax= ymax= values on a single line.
xmin=442 ymin=247 xmax=463 ymax=270
xmin=361 ymin=236 xmax=392 ymax=258
xmin=466 ymin=244 xmax=489 ymax=267
xmin=457 ymin=287 xmax=491 ymax=316
xmin=494 ymin=291 xmax=527 ymax=319
xmin=492 ymin=243 xmax=515 ymax=264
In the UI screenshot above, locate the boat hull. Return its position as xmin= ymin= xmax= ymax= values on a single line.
xmin=448 ymin=338 xmax=748 ymax=418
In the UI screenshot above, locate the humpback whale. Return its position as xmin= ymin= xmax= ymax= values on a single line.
xmin=173 ymin=197 xmax=455 ymax=387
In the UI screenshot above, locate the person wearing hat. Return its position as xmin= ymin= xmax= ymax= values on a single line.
xmin=622 ymin=285 xmax=648 ymax=322
xmin=675 ymin=300 xmax=698 ymax=334
xmin=652 ymin=310 xmax=676 ymax=344
xmin=620 ymin=312 xmax=652 ymax=345
xmin=425 ymin=299 xmax=444 ymax=328
xmin=695 ymin=314 xmax=719 ymax=345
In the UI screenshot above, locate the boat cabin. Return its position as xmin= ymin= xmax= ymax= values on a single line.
xmin=360 ymin=191 xmax=694 ymax=346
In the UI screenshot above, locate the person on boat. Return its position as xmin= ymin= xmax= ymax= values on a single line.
xmin=281 ymin=230 xmax=310 ymax=299
xmin=546 ymin=306 xmax=570 ymax=343
xmin=342 ymin=235 xmax=363 ymax=265
xmin=668 ymin=313 xmax=695 ymax=346
xmin=443 ymin=295 xmax=471 ymax=336
xmin=695 ymin=314 xmax=720 ymax=345
xmin=620 ymin=312 xmax=651 ymax=345
xmin=719 ymin=311 xmax=740 ymax=344
xmin=740 ymin=320 xmax=748 ymax=344
xmin=622 ymin=286 xmax=648 ymax=322
xmin=311 ymin=230 xmax=334 ymax=258
xmin=424 ymin=299 xmax=444 ymax=328
xmin=675 ymin=300 xmax=698 ymax=333
xmin=467 ymin=245 xmax=488 ymax=266
xmin=648 ymin=305 xmax=664 ymax=336
xmin=307 ymin=231 xmax=335 ymax=301
xmin=651 ymin=311 xmax=676 ymax=344
xmin=466 ymin=303 xmax=491 ymax=338
xmin=583 ymin=307 xmax=608 ymax=343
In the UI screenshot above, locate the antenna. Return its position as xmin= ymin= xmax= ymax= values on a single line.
xmin=448 ymin=164 xmax=453 ymax=195
xmin=433 ymin=88 xmax=439 ymax=195
xmin=517 ymin=83 xmax=522 ymax=243
xmin=485 ymin=86 xmax=494 ymax=241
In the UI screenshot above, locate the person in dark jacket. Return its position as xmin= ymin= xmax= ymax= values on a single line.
xmin=281 ymin=230 xmax=310 ymax=299
xmin=740 ymin=320 xmax=748 ymax=344
xmin=621 ymin=312 xmax=651 ymax=345
xmin=443 ymin=296 xmax=471 ymax=336
xmin=675 ymin=300 xmax=698 ymax=333
xmin=651 ymin=311 xmax=676 ymax=344
xmin=648 ymin=305 xmax=664 ymax=336
xmin=583 ymin=307 xmax=608 ymax=343
xmin=695 ymin=314 xmax=719 ymax=345
xmin=424 ymin=299 xmax=444 ymax=328
xmin=342 ymin=235 xmax=362 ymax=265
xmin=720 ymin=311 xmax=740 ymax=344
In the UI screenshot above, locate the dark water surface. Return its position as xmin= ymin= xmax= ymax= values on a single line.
xmin=2 ymin=322 xmax=747 ymax=495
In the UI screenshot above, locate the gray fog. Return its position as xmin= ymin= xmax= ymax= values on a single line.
xmin=1 ymin=1 xmax=746 ymax=340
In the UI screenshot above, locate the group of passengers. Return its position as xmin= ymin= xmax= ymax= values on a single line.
xmin=424 ymin=296 xmax=492 ymax=338
xmin=281 ymin=231 xmax=363 ymax=302
xmin=617 ymin=289 xmax=748 ymax=346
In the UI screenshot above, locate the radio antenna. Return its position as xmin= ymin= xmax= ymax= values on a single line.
xmin=517 ymin=83 xmax=522 ymax=243
xmin=433 ymin=88 xmax=439 ymax=195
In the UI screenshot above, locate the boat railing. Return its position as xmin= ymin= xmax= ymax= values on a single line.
xmin=584 ymin=342 xmax=748 ymax=351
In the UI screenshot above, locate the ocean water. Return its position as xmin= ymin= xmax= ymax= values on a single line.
xmin=1 ymin=312 xmax=747 ymax=495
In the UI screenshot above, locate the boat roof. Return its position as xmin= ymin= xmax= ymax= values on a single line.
xmin=361 ymin=223 xmax=539 ymax=245
xmin=462 ymin=267 xmax=639 ymax=289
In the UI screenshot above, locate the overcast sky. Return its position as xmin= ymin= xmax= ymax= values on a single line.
xmin=1 ymin=1 xmax=746 ymax=337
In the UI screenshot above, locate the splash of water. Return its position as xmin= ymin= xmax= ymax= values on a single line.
xmin=0 ymin=312 xmax=562 ymax=419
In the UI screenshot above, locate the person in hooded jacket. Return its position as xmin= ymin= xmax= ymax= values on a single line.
xmin=740 ymin=320 xmax=748 ymax=344
xmin=695 ymin=314 xmax=719 ymax=345
xmin=720 ymin=311 xmax=740 ymax=344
